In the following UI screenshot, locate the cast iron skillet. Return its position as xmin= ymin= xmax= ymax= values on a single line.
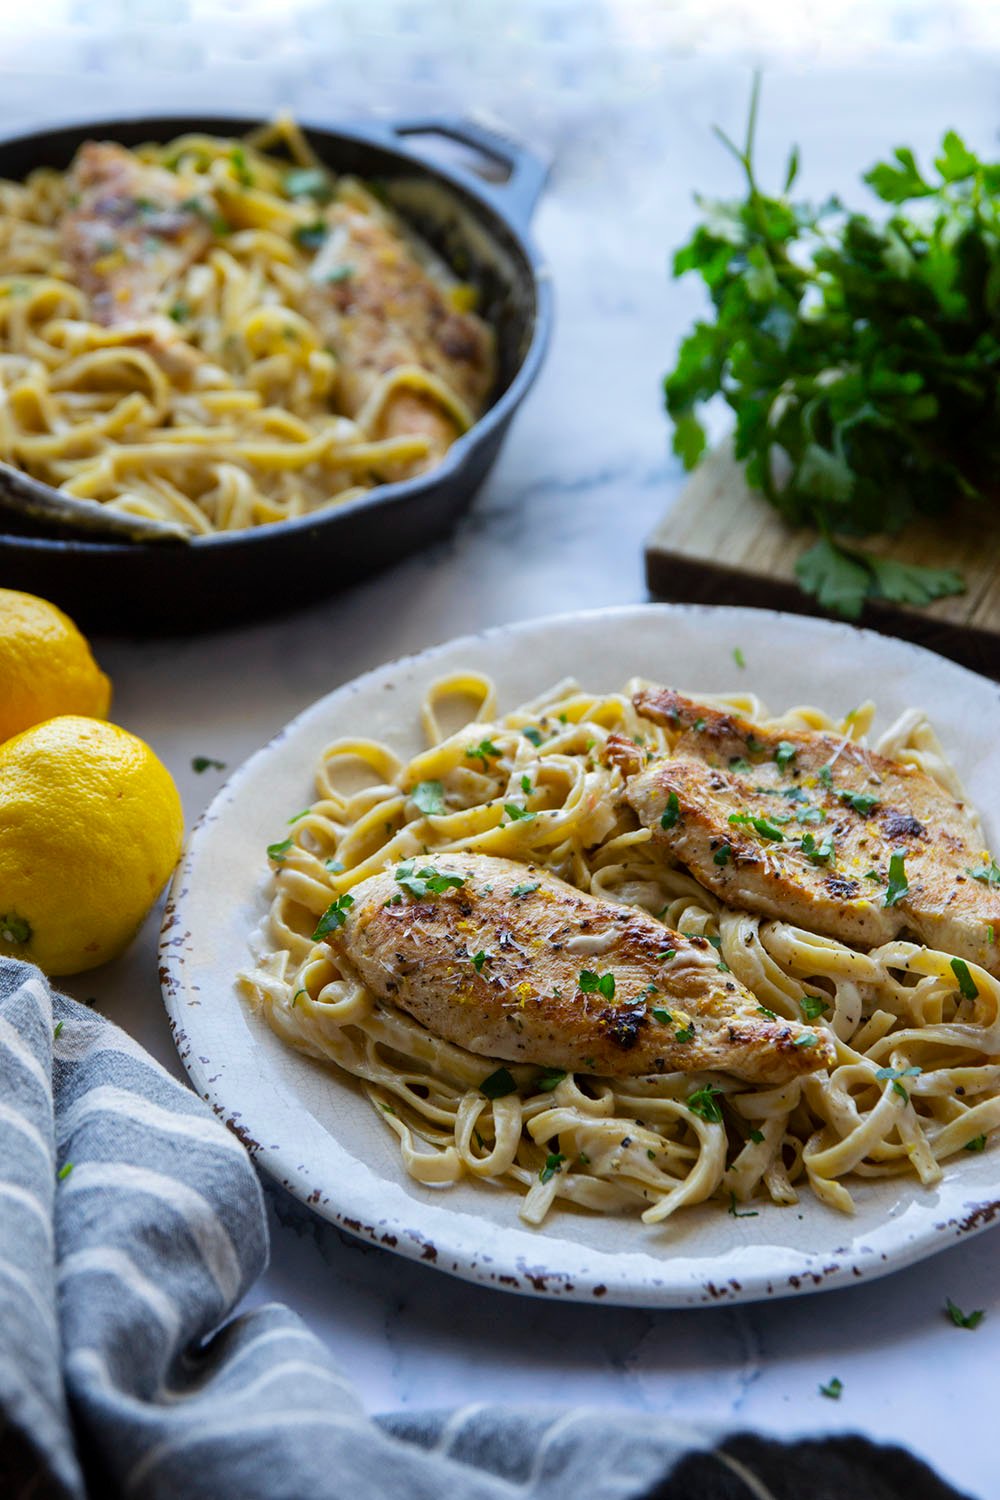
xmin=0 ymin=115 xmax=551 ymax=632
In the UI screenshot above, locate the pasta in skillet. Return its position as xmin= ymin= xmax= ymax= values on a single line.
xmin=0 ymin=117 xmax=494 ymax=533
xmin=240 ymin=675 xmax=1000 ymax=1229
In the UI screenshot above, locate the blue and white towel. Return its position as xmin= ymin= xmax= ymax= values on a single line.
xmin=0 ymin=958 xmax=971 ymax=1500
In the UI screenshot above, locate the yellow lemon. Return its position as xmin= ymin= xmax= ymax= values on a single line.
xmin=0 ymin=716 xmax=184 ymax=976
xmin=0 ymin=588 xmax=111 ymax=744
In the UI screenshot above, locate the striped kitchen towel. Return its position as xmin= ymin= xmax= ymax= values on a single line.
xmin=0 ymin=958 xmax=971 ymax=1500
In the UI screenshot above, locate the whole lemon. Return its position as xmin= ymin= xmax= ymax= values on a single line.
xmin=0 ymin=716 xmax=183 ymax=976
xmin=0 ymin=588 xmax=111 ymax=744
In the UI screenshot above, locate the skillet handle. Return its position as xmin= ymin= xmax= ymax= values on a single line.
xmin=389 ymin=118 xmax=549 ymax=229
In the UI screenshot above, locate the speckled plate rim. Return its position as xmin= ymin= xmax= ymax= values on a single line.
xmin=160 ymin=603 xmax=1000 ymax=1306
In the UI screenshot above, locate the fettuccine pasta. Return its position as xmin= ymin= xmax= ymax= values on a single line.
xmin=240 ymin=675 xmax=1000 ymax=1230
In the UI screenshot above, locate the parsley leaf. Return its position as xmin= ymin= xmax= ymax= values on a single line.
xmin=536 ymin=1068 xmax=567 ymax=1092
xmin=713 ymin=844 xmax=732 ymax=866
xmin=729 ymin=811 xmax=785 ymax=841
xmin=884 ymin=852 xmax=909 ymax=907
xmin=312 ymin=893 xmax=355 ymax=939
xmin=819 ymin=1377 xmax=843 ymax=1400
xmin=968 ymin=859 xmax=1000 ymax=887
xmin=749 ymin=1128 xmax=765 ymax=1144
xmin=951 ymin=957 xmax=979 ymax=1000
xmin=267 ymin=838 xmax=294 ymax=862
xmin=394 ymin=862 xmax=466 ymax=898
xmin=412 ymin=780 xmax=445 ymax=815
xmin=651 ymin=1008 xmax=674 ymax=1024
xmin=540 ymin=1152 xmax=566 ymax=1184
xmin=793 ymin=1032 xmax=818 ymax=1048
xmin=660 ymin=790 xmax=681 ymax=829
xmin=192 ymin=755 xmax=225 ymax=773
xmin=522 ymin=726 xmax=544 ymax=746
xmin=775 ymin=741 xmax=797 ymax=770
xmin=471 ymin=950 xmax=487 ymax=972
xmin=579 ymin=970 xmax=616 ymax=1000
xmin=840 ymin=790 xmax=879 ymax=814
xmin=504 ymin=803 xmax=536 ymax=823
xmin=800 ymin=994 xmax=829 ymax=1020
xmin=481 ymin=1066 xmax=517 ymax=1099
xmin=965 ymin=1135 xmax=987 ymax=1152
xmin=687 ymin=1083 xmax=725 ymax=1123
xmin=946 ymin=1298 xmax=984 ymax=1330
xmin=733 ymin=647 xmax=746 ymax=669
xmin=799 ymin=832 xmax=835 ymax=864
xmin=512 ymin=881 xmax=540 ymax=897
xmin=466 ymin=738 xmax=502 ymax=769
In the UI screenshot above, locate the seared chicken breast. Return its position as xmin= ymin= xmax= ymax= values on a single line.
xmin=60 ymin=141 xmax=211 ymax=331
xmin=303 ymin=201 xmax=494 ymax=469
xmin=327 ymin=852 xmax=833 ymax=1084
xmin=622 ymin=688 xmax=1000 ymax=975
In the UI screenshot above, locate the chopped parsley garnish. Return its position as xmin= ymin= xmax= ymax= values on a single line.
xmin=412 ymin=780 xmax=445 ymax=815
xmin=775 ymin=741 xmax=797 ymax=770
xmin=267 ymin=838 xmax=294 ymax=862
xmin=293 ymin=221 xmax=328 ymax=251
xmin=884 ymin=851 xmax=909 ymax=907
xmin=230 ymin=145 xmax=254 ymax=186
xmin=729 ymin=757 xmax=752 ymax=774
xmin=951 ymin=957 xmax=979 ymax=1001
xmin=713 ymin=844 xmax=732 ymax=866
xmin=728 ymin=1192 xmax=758 ymax=1218
xmin=325 ymin=857 xmax=344 ymax=873
xmin=192 ymin=755 xmax=226 ymax=773
xmin=1 ymin=914 xmax=32 ymax=944
xmin=660 ymin=791 xmax=681 ymax=829
xmin=733 ymin=647 xmax=746 ymax=669
xmin=729 ymin=811 xmax=785 ymax=841
xmin=796 ymin=804 xmax=826 ymax=825
xmin=504 ymin=802 xmax=536 ymax=823
xmin=480 ymin=1066 xmax=517 ymax=1099
xmin=675 ymin=1025 xmax=695 ymax=1043
xmin=875 ymin=1064 xmax=921 ymax=1102
xmin=536 ymin=1068 xmax=567 ymax=1092
xmin=651 ymin=1008 xmax=674 ymax=1024
xmin=520 ymin=774 xmax=533 ymax=795
xmin=819 ymin=1377 xmax=843 ymax=1401
xmin=965 ymin=1135 xmax=987 ymax=1152
xmin=946 ymin=1298 xmax=984 ymax=1330
xmin=657 ymin=948 xmax=677 ymax=961
xmin=53 ymin=1020 xmax=64 ymax=1039
xmin=756 ymin=1005 xmax=777 ymax=1020
xmin=793 ymin=1032 xmax=818 ymax=1048
xmin=840 ymin=790 xmax=879 ymax=814
xmin=967 ymin=859 xmax=1000 ymax=887
xmin=284 ymin=167 xmax=333 ymax=202
xmin=579 ymin=970 xmax=616 ymax=1000
xmin=749 ymin=1128 xmax=765 ymax=1144
xmin=799 ymin=831 xmax=835 ymax=864
xmin=800 ymin=994 xmax=829 ymax=1020
xmin=693 ymin=716 xmax=707 ymax=731
xmin=522 ymin=726 xmax=544 ymax=746
xmin=512 ymin=881 xmax=540 ymax=897
xmin=539 ymin=1152 xmax=566 ymax=1183
xmin=168 ymin=300 xmax=191 ymax=323
xmin=865 ymin=869 xmax=883 ymax=883
xmin=818 ymin=764 xmax=833 ymax=789
xmin=312 ymin=893 xmax=355 ymax=939
xmin=466 ymin=738 xmax=502 ymax=768
xmin=395 ymin=862 xmax=466 ymax=898
xmin=780 ymin=785 xmax=808 ymax=802
xmin=287 ymin=808 xmax=310 ymax=824
xmin=58 ymin=1162 xmax=74 ymax=1181
xmin=471 ymin=951 xmax=487 ymax=973
xmin=687 ymin=1083 xmax=724 ymax=1123
xmin=577 ymin=1151 xmax=591 ymax=1165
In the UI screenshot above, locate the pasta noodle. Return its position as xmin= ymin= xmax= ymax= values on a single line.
xmin=0 ymin=117 xmax=493 ymax=533
xmin=239 ymin=675 xmax=1000 ymax=1230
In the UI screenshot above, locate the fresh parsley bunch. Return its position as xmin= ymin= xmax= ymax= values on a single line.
xmin=664 ymin=78 xmax=1000 ymax=619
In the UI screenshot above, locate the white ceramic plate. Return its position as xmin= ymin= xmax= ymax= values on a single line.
xmin=160 ymin=604 xmax=1000 ymax=1306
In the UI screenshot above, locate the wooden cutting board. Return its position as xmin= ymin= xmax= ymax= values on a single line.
xmin=645 ymin=447 xmax=1000 ymax=679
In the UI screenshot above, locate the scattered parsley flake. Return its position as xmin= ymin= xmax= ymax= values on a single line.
xmin=471 ymin=950 xmax=487 ymax=972
xmin=951 ymin=957 xmax=979 ymax=1000
xmin=733 ymin=647 xmax=746 ymax=669
xmin=800 ymin=831 xmax=835 ymax=864
xmin=522 ymin=726 xmax=544 ymax=746
xmin=818 ymin=765 xmax=833 ymax=789
xmin=481 ymin=1066 xmax=517 ymax=1099
xmin=651 ymin=1008 xmax=674 ymax=1024
xmin=946 ymin=1298 xmax=984 ymax=1330
xmin=714 ymin=844 xmax=732 ymax=866
xmin=579 ymin=970 xmax=616 ymax=1000
xmin=412 ymin=780 xmax=445 ymax=815
xmin=728 ymin=1192 xmax=758 ymax=1218
xmin=395 ymin=862 xmax=466 ymax=898
xmin=536 ymin=1068 xmax=567 ymax=1092
xmin=884 ymin=851 xmax=909 ymax=907
xmin=520 ymin=774 xmax=533 ymax=795
xmin=58 ymin=1162 xmax=73 ymax=1181
xmin=660 ymin=791 xmax=681 ymax=829
xmin=793 ymin=1032 xmax=818 ymax=1048
xmin=729 ymin=811 xmax=785 ymax=842
xmin=53 ymin=1020 xmax=64 ymax=1039
xmin=675 ymin=1025 xmax=695 ymax=1043
xmin=687 ymin=1083 xmax=724 ymax=1123
xmin=312 ymin=893 xmax=355 ymax=939
xmin=756 ymin=1005 xmax=777 ymax=1020
xmin=192 ymin=755 xmax=226 ymax=773
xmin=325 ymin=857 xmax=344 ymax=873
xmin=540 ymin=1151 xmax=566 ymax=1184
xmin=965 ymin=1135 xmax=987 ymax=1152
xmin=800 ymin=994 xmax=829 ymax=1020
xmin=267 ymin=838 xmax=294 ymax=862
xmin=287 ymin=808 xmax=310 ymax=824
xmin=466 ymin=738 xmax=502 ymax=768
xmin=294 ymin=221 xmax=328 ymax=251
xmin=693 ymin=716 xmax=707 ymax=731
xmin=749 ymin=1128 xmax=765 ymax=1144
xmin=775 ymin=741 xmax=797 ymax=770
xmin=819 ymin=1377 xmax=843 ymax=1401
xmin=504 ymin=802 xmax=536 ymax=823
xmin=841 ymin=790 xmax=879 ymax=814
xmin=512 ymin=881 xmax=540 ymax=897
xmin=729 ymin=757 xmax=752 ymax=774
xmin=967 ymin=859 xmax=1000 ymax=887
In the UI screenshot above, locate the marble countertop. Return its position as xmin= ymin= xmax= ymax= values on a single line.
xmin=3 ymin=12 xmax=999 ymax=1495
